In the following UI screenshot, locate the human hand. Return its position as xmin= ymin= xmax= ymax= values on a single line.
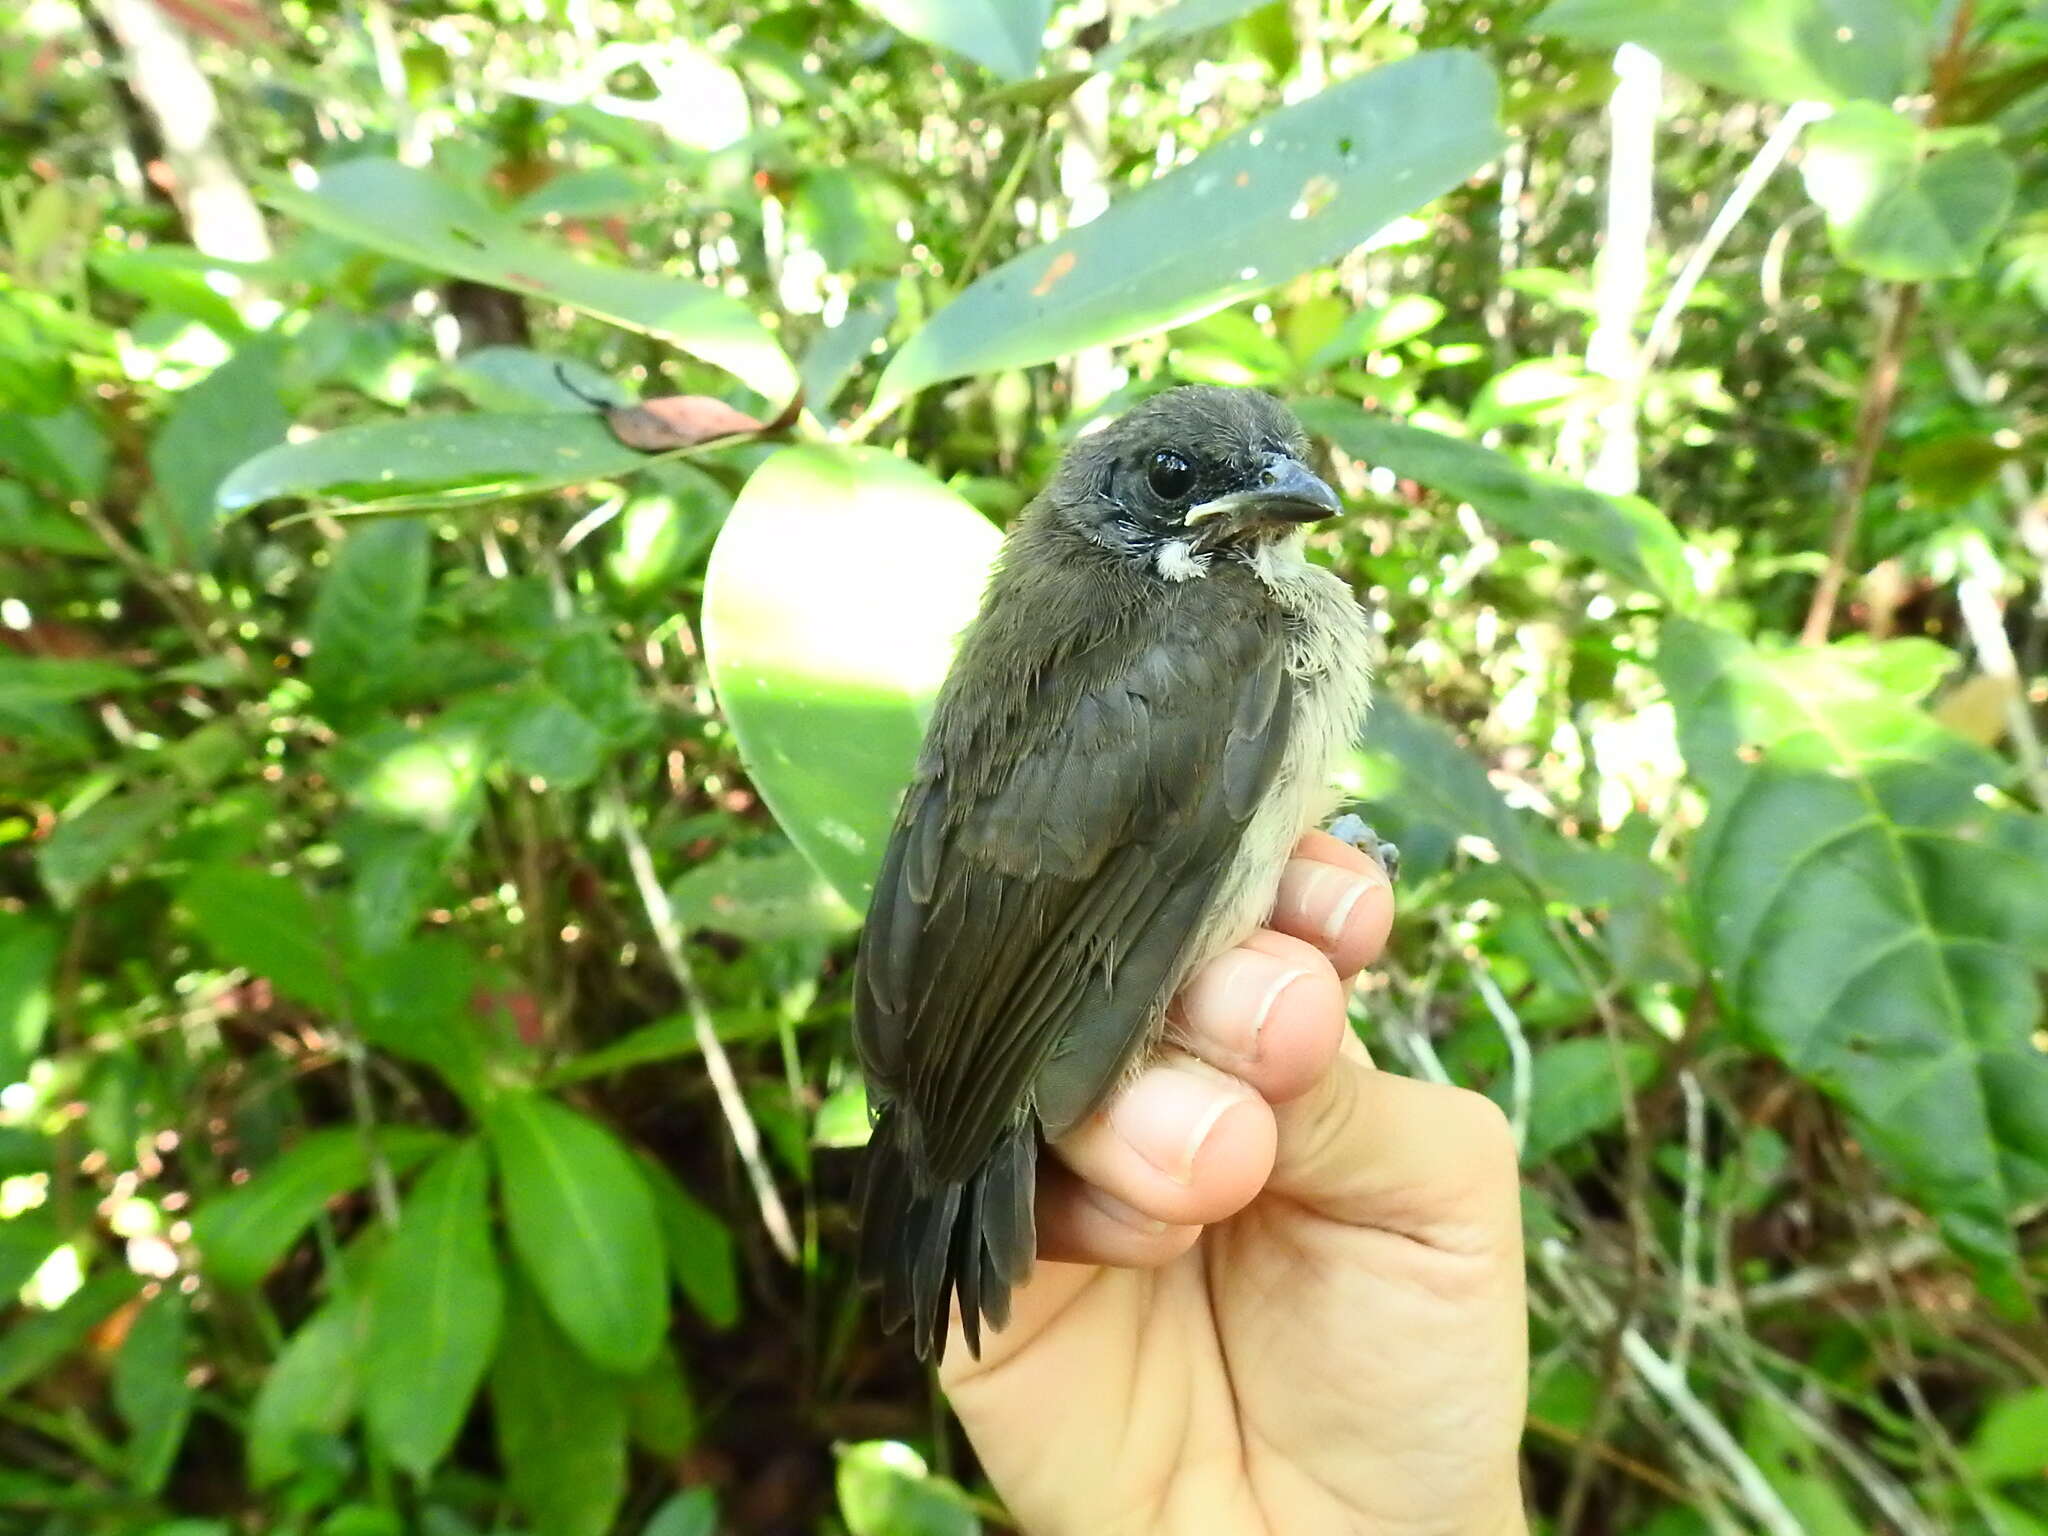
xmin=940 ymin=831 xmax=1529 ymax=1535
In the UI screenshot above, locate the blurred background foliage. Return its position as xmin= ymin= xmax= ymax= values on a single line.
xmin=2 ymin=0 xmax=2047 ymax=1531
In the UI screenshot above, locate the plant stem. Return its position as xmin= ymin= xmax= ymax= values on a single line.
xmin=1799 ymin=281 xmax=1921 ymax=645
xmin=604 ymin=770 xmax=799 ymax=1262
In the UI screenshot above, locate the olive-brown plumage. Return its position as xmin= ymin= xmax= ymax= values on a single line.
xmin=853 ymin=387 xmax=1376 ymax=1359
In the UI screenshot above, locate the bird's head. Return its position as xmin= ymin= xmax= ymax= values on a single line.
xmin=1040 ymin=386 xmax=1342 ymax=568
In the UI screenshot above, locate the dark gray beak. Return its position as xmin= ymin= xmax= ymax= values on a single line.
xmin=1183 ymin=453 xmax=1343 ymax=530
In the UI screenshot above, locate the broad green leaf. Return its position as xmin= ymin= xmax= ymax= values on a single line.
xmin=491 ymin=1280 xmax=629 ymax=1536
xmin=1964 ymin=1387 xmax=2048 ymax=1483
xmin=485 ymin=1094 xmax=665 ymax=1372
xmin=218 ymin=412 xmax=658 ymax=517
xmin=179 ymin=864 xmax=348 ymax=1015
xmin=703 ymin=445 xmax=1001 ymax=908
xmin=353 ymin=935 xmax=499 ymax=1102
xmin=836 ymin=1441 xmax=981 ymax=1536
xmin=856 ymin=0 xmax=1051 ymax=80
xmin=192 ymin=1126 xmax=447 ymax=1287
xmin=1095 ymin=0 xmax=1275 ymax=71
xmin=1294 ymin=400 xmax=1694 ymax=604
xmin=1531 ymin=0 xmax=1926 ymax=105
xmin=0 ymin=911 xmax=58 ymax=1084
xmin=307 ymin=519 xmax=430 ymax=725
xmin=667 ymin=847 xmax=860 ymax=942
xmin=0 ymin=1267 xmax=141 ymax=1397
xmin=266 ymin=159 xmax=795 ymax=401
xmin=114 ymin=1291 xmax=193 ymax=1496
xmin=1800 ymin=106 xmax=2018 ymax=281
xmin=876 ymin=51 xmax=1503 ymax=403
xmin=1492 ymin=1037 xmax=1660 ymax=1162
xmin=0 ymin=656 xmax=142 ymax=705
xmin=1352 ymin=692 xmax=1537 ymax=877
xmin=1663 ymin=619 xmax=2048 ymax=1304
xmin=248 ymin=1291 xmax=369 ymax=1487
xmin=364 ymin=1142 xmax=503 ymax=1476
xmin=148 ymin=340 xmax=288 ymax=568
xmin=641 ymin=1489 xmax=719 ymax=1536
xmin=38 ymin=782 xmax=183 ymax=906
xmin=638 ymin=1155 xmax=741 ymax=1330
xmin=0 ymin=1214 xmax=60 ymax=1299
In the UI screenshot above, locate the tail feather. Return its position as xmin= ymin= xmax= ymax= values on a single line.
xmin=858 ymin=1107 xmax=1037 ymax=1360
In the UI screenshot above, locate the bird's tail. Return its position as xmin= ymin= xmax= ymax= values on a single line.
xmin=857 ymin=1108 xmax=1037 ymax=1360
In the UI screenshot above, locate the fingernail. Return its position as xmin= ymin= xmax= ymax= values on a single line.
xmin=1111 ymin=1059 xmax=1251 ymax=1184
xmin=1180 ymin=950 xmax=1311 ymax=1064
xmin=1276 ymin=860 xmax=1382 ymax=950
xmin=1082 ymin=1184 xmax=1168 ymax=1235
xmin=1319 ymin=873 xmax=1375 ymax=948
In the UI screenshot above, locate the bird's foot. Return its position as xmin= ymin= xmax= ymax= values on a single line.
xmin=1327 ymin=811 xmax=1399 ymax=884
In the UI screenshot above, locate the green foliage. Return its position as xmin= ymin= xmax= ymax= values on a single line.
xmin=2 ymin=0 xmax=2044 ymax=1530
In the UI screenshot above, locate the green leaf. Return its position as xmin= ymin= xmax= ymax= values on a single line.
xmin=0 ymin=1214 xmax=60 ymax=1299
xmin=667 ymin=847 xmax=860 ymax=942
xmin=703 ymin=445 xmax=1002 ymax=908
xmin=0 ymin=1266 xmax=141 ymax=1397
xmin=218 ymin=413 xmax=658 ymax=516
xmin=638 ymin=1155 xmax=740 ymax=1330
xmin=0 ymin=656 xmax=143 ymax=705
xmin=353 ymin=935 xmax=498 ymax=1103
xmin=1800 ymin=106 xmax=2018 ymax=281
xmin=38 ymin=783 xmax=183 ymax=906
xmin=876 ymin=51 xmax=1503 ymax=403
xmin=364 ymin=1142 xmax=503 ymax=1477
xmin=624 ymin=1345 xmax=697 ymax=1459
xmin=148 ymin=340 xmax=288 ymax=567
xmin=641 ymin=1489 xmax=719 ymax=1536
xmin=265 ymin=159 xmax=795 ymax=401
xmin=855 ymin=0 xmax=1051 ymax=81
xmin=485 ymin=1094 xmax=666 ymax=1372
xmin=1663 ymin=619 xmax=2048 ymax=1305
xmin=1531 ymin=0 xmax=1926 ymax=105
xmin=1294 ymin=400 xmax=1694 ymax=604
xmin=1095 ymin=0 xmax=1276 ymax=71
xmin=1964 ymin=1387 xmax=2048 ymax=1483
xmin=192 ymin=1126 xmax=447 ymax=1287
xmin=248 ymin=1290 xmax=369 ymax=1487
xmin=490 ymin=1279 xmax=629 ymax=1536
xmin=305 ymin=519 xmax=430 ymax=725
xmin=1493 ymin=1037 xmax=1659 ymax=1162
xmin=836 ymin=1440 xmax=981 ymax=1536
xmin=114 ymin=1291 xmax=193 ymax=1496
xmin=179 ymin=865 xmax=349 ymax=1015
xmin=0 ymin=911 xmax=58 ymax=1084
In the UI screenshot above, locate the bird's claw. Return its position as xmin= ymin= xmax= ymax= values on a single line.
xmin=1327 ymin=812 xmax=1399 ymax=883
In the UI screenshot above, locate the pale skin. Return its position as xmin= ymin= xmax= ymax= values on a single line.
xmin=940 ymin=831 xmax=1531 ymax=1535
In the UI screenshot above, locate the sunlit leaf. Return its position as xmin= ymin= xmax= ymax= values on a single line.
xmin=1965 ymin=1387 xmax=2048 ymax=1483
xmin=667 ymin=847 xmax=860 ymax=942
xmin=1295 ymin=400 xmax=1695 ymax=604
xmin=38 ymin=783 xmax=183 ymax=907
xmin=306 ymin=519 xmax=431 ymax=725
xmin=1492 ymin=1037 xmax=1659 ymax=1162
xmin=855 ymin=0 xmax=1051 ymax=81
xmin=0 ymin=1267 xmax=141 ymax=1398
xmin=364 ymin=1141 xmax=503 ymax=1477
xmin=876 ymin=51 xmax=1503 ymax=404
xmin=179 ymin=864 xmax=349 ymax=1015
xmin=0 ymin=911 xmax=58 ymax=1083
xmin=836 ymin=1440 xmax=980 ymax=1536
xmin=641 ymin=1489 xmax=719 ymax=1536
xmin=1095 ymin=0 xmax=1275 ymax=71
xmin=703 ymin=445 xmax=1002 ymax=908
xmin=486 ymin=1093 xmax=665 ymax=1372
xmin=265 ymin=159 xmax=795 ymax=400
xmin=1800 ymin=106 xmax=2017 ymax=281
xmin=1532 ymin=0 xmax=1927 ymax=105
xmin=148 ymin=340 xmax=288 ymax=567
xmin=218 ymin=412 xmax=655 ymax=516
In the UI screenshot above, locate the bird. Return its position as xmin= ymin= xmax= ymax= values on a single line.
xmin=852 ymin=385 xmax=1380 ymax=1361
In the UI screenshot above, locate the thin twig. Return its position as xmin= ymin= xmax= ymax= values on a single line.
xmin=604 ymin=769 xmax=799 ymax=1262
xmin=1641 ymin=102 xmax=1830 ymax=367
xmin=1467 ymin=950 xmax=1532 ymax=1155
xmin=1670 ymin=1069 xmax=1708 ymax=1371
xmin=1801 ymin=281 xmax=1922 ymax=644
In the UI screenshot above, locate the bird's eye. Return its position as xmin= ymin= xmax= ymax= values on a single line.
xmin=1147 ymin=450 xmax=1196 ymax=501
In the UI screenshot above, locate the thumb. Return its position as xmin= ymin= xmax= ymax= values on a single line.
xmin=1263 ymin=1033 xmax=1523 ymax=1256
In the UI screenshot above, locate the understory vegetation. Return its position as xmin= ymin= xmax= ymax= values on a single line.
xmin=2 ymin=0 xmax=2046 ymax=1531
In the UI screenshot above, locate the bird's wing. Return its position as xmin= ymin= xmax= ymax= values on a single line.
xmin=853 ymin=580 xmax=1294 ymax=1183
